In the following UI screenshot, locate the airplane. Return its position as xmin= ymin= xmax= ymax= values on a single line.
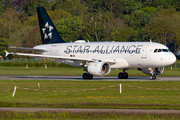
xmin=5 ymin=7 xmax=176 ymax=80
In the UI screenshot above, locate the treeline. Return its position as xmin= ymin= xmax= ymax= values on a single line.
xmin=0 ymin=0 xmax=180 ymax=57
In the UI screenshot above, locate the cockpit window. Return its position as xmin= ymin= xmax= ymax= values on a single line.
xmin=154 ymin=49 xmax=158 ymax=52
xmin=158 ymin=49 xmax=162 ymax=52
xmin=162 ymin=49 xmax=168 ymax=52
xmin=154 ymin=48 xmax=170 ymax=53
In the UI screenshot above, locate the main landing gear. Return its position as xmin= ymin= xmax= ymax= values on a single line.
xmin=82 ymin=73 xmax=93 ymax=80
xmin=118 ymin=69 xmax=128 ymax=79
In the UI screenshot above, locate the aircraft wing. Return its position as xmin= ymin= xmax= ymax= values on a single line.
xmin=5 ymin=50 xmax=116 ymax=63
xmin=9 ymin=47 xmax=48 ymax=52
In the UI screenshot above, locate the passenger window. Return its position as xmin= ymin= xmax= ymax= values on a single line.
xmin=158 ymin=49 xmax=162 ymax=52
xmin=162 ymin=49 xmax=168 ymax=52
xmin=154 ymin=49 xmax=158 ymax=53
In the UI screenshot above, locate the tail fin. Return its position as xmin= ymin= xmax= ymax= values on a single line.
xmin=37 ymin=7 xmax=66 ymax=44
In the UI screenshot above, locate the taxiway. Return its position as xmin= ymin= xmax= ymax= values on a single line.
xmin=0 ymin=75 xmax=179 ymax=81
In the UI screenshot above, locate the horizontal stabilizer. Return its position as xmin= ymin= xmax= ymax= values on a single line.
xmin=4 ymin=50 xmax=9 ymax=57
xmin=9 ymin=47 xmax=48 ymax=52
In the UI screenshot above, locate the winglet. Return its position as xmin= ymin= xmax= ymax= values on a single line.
xmin=4 ymin=50 xmax=9 ymax=57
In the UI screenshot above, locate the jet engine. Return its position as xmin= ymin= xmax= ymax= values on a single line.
xmin=138 ymin=67 xmax=164 ymax=75
xmin=87 ymin=62 xmax=111 ymax=76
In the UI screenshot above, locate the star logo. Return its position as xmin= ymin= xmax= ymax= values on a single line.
xmin=42 ymin=22 xmax=54 ymax=39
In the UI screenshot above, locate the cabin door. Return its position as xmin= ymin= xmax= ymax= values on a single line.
xmin=141 ymin=45 xmax=149 ymax=59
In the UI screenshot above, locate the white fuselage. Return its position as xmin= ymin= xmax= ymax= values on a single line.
xmin=34 ymin=41 xmax=176 ymax=69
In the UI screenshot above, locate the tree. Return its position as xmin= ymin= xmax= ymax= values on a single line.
xmin=123 ymin=9 xmax=156 ymax=41
xmin=85 ymin=0 xmax=97 ymax=13
xmin=22 ymin=0 xmax=51 ymax=16
xmin=113 ymin=0 xmax=141 ymax=18
xmin=24 ymin=9 xmax=72 ymax=26
xmin=53 ymin=0 xmax=87 ymax=17
xmin=172 ymin=12 xmax=180 ymax=51
xmin=143 ymin=8 xmax=177 ymax=45
xmin=22 ymin=26 xmax=41 ymax=48
xmin=0 ymin=1 xmax=4 ymax=16
xmin=82 ymin=12 xmax=105 ymax=41
xmin=96 ymin=0 xmax=117 ymax=14
xmin=0 ymin=38 xmax=8 ymax=57
xmin=0 ymin=7 xmax=22 ymax=38
xmin=55 ymin=17 xmax=82 ymax=41
xmin=112 ymin=27 xmax=138 ymax=42
xmin=103 ymin=17 xmax=125 ymax=41
xmin=9 ymin=25 xmax=33 ymax=47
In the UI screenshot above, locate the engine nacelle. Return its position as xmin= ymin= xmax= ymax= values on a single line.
xmin=87 ymin=62 xmax=111 ymax=76
xmin=139 ymin=67 xmax=164 ymax=75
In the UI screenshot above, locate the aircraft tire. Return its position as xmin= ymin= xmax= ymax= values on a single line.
xmin=89 ymin=74 xmax=93 ymax=79
xmin=124 ymin=72 xmax=128 ymax=79
xmin=152 ymin=75 xmax=156 ymax=80
xmin=149 ymin=75 xmax=156 ymax=80
xmin=118 ymin=73 xmax=124 ymax=79
xmin=118 ymin=72 xmax=128 ymax=79
xmin=82 ymin=73 xmax=93 ymax=80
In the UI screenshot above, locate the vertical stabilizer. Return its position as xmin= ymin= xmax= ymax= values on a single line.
xmin=37 ymin=7 xmax=66 ymax=44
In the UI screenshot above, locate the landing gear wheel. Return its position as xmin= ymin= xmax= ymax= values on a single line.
xmin=124 ymin=72 xmax=128 ymax=79
xmin=149 ymin=75 xmax=156 ymax=80
xmin=118 ymin=72 xmax=124 ymax=79
xmin=82 ymin=73 xmax=93 ymax=80
xmin=118 ymin=72 xmax=128 ymax=79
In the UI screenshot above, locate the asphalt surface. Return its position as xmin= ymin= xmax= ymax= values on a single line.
xmin=0 ymin=75 xmax=180 ymax=81
xmin=0 ymin=107 xmax=180 ymax=114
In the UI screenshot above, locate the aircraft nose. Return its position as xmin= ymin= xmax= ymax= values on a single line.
xmin=168 ymin=53 xmax=176 ymax=65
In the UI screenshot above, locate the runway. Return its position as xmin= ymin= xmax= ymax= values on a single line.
xmin=0 ymin=75 xmax=180 ymax=81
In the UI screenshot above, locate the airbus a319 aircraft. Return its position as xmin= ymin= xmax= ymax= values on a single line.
xmin=5 ymin=7 xmax=176 ymax=80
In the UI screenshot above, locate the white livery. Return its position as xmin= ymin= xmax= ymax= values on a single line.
xmin=5 ymin=7 xmax=176 ymax=80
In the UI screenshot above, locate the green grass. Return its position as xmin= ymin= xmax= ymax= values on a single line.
xmin=1 ymin=80 xmax=180 ymax=119
xmin=0 ymin=80 xmax=180 ymax=109
xmin=0 ymin=67 xmax=180 ymax=119
xmin=0 ymin=111 xmax=180 ymax=120
xmin=0 ymin=66 xmax=179 ymax=76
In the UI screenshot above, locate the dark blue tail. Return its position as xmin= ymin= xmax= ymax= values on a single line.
xmin=37 ymin=7 xmax=66 ymax=44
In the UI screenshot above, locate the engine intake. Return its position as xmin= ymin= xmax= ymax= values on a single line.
xmin=87 ymin=62 xmax=111 ymax=76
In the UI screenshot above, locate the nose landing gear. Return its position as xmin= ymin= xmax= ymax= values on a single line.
xmin=149 ymin=75 xmax=156 ymax=80
xmin=149 ymin=68 xmax=156 ymax=80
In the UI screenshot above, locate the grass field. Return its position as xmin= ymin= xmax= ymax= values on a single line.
xmin=0 ymin=66 xmax=180 ymax=119
xmin=0 ymin=80 xmax=180 ymax=119
xmin=0 ymin=66 xmax=180 ymax=76
xmin=1 ymin=80 xmax=180 ymax=109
